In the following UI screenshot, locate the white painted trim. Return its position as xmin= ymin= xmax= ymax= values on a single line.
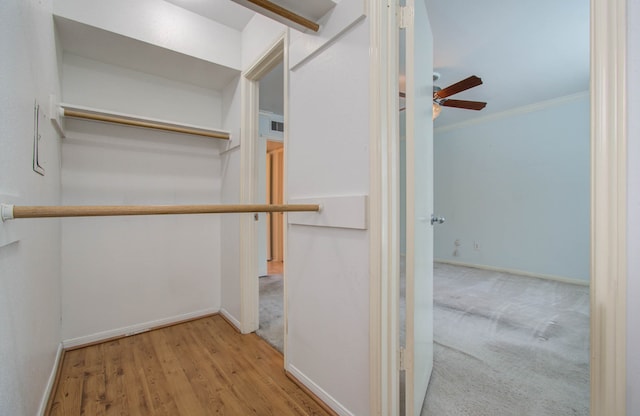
xmin=282 ymin=28 xmax=290 ymax=362
xmin=286 ymin=363 xmax=355 ymax=416
xmin=239 ymin=34 xmax=286 ymax=335
xmin=369 ymin=0 xmax=400 ymax=414
xmin=220 ymin=308 xmax=242 ymax=331
xmin=61 ymin=308 xmax=218 ymax=349
xmin=368 ymin=0 xmax=382 ymax=412
xmin=434 ymin=259 xmax=589 ymax=286
xmin=37 ymin=342 xmax=63 ymax=416
xmin=434 ymin=91 xmax=589 ymax=133
xmin=238 ymin=72 xmax=258 ymax=334
xmin=590 ymin=0 xmax=627 ymax=413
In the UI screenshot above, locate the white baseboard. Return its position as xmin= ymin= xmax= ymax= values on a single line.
xmin=38 ymin=342 xmax=63 ymax=416
xmin=285 ymin=363 xmax=354 ymax=416
xmin=62 ymin=308 xmax=219 ymax=349
xmin=434 ymin=259 xmax=589 ymax=286
xmin=219 ymin=308 xmax=241 ymax=331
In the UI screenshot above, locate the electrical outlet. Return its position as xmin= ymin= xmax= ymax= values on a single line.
xmin=473 ymin=241 xmax=480 ymax=251
xmin=454 ymin=239 xmax=461 ymax=247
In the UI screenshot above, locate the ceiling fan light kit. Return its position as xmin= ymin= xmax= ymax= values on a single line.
xmin=432 ymin=103 xmax=442 ymax=119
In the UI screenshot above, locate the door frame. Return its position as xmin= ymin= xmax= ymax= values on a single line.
xmin=368 ymin=0 xmax=628 ymax=415
xmin=369 ymin=1 xmax=401 ymax=415
xmin=589 ymin=0 xmax=627 ymax=414
xmin=239 ymin=34 xmax=287 ymax=335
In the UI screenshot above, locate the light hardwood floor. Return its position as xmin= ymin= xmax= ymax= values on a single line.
xmin=47 ymin=315 xmax=331 ymax=415
xmin=267 ymin=260 xmax=283 ymax=275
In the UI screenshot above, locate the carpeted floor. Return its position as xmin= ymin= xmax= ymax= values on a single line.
xmin=257 ymin=273 xmax=285 ymax=353
xmin=420 ymin=263 xmax=589 ymax=416
xmin=257 ymin=263 xmax=590 ymax=415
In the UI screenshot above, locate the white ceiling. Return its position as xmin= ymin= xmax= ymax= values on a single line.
xmin=164 ymin=0 xmax=255 ymax=31
xmin=426 ymin=0 xmax=589 ymax=126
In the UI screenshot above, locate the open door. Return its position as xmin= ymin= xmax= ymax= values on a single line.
xmin=404 ymin=0 xmax=434 ymax=414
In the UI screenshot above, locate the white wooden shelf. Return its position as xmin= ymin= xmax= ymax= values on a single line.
xmin=58 ymin=103 xmax=230 ymax=140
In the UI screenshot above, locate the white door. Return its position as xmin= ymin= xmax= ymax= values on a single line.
xmin=404 ymin=0 xmax=434 ymax=414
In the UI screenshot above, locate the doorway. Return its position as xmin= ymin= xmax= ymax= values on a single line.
xmin=255 ymin=57 xmax=285 ymax=351
xmin=238 ymin=35 xmax=287 ymax=350
xmin=255 ymin=137 xmax=285 ymax=351
xmin=422 ymin=1 xmax=590 ymax=414
xmin=395 ymin=1 xmax=592 ymax=415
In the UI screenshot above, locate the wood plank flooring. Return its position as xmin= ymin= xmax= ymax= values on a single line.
xmin=47 ymin=315 xmax=330 ymax=416
xmin=267 ymin=260 xmax=283 ymax=275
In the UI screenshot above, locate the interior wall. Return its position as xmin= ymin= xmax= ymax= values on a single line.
xmin=220 ymin=75 xmax=243 ymax=323
xmin=60 ymin=54 xmax=225 ymax=343
xmin=627 ymin=0 xmax=639 ymax=412
xmin=0 ymin=0 xmax=63 ymax=414
xmin=61 ymin=53 xmax=224 ymax=126
xmin=433 ymin=93 xmax=590 ymax=281
xmin=287 ymin=16 xmax=371 ymax=416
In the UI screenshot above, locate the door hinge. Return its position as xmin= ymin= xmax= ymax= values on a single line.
xmin=399 ymin=6 xmax=412 ymax=29
xmin=399 ymin=347 xmax=406 ymax=370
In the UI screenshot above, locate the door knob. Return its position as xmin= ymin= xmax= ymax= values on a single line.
xmin=430 ymin=214 xmax=445 ymax=225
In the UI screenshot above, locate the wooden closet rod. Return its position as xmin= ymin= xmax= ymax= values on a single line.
xmin=245 ymin=0 xmax=320 ymax=32
xmin=0 ymin=204 xmax=319 ymax=221
xmin=62 ymin=109 xmax=230 ymax=140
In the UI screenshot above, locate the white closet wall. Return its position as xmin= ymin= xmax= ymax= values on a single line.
xmin=0 ymin=0 xmax=63 ymax=414
xmin=220 ymin=74 xmax=243 ymax=324
xmin=61 ymin=53 xmax=224 ymax=127
xmin=57 ymin=19 xmax=238 ymax=344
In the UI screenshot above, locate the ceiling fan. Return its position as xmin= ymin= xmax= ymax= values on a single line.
xmin=400 ymin=74 xmax=487 ymax=118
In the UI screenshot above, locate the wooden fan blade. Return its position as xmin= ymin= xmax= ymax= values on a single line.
xmin=435 ymin=75 xmax=483 ymax=99
xmin=441 ymin=99 xmax=487 ymax=110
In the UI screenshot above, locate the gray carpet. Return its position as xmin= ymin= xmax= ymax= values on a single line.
xmin=420 ymin=263 xmax=590 ymax=416
xmin=257 ymin=263 xmax=590 ymax=415
xmin=257 ymin=273 xmax=285 ymax=353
